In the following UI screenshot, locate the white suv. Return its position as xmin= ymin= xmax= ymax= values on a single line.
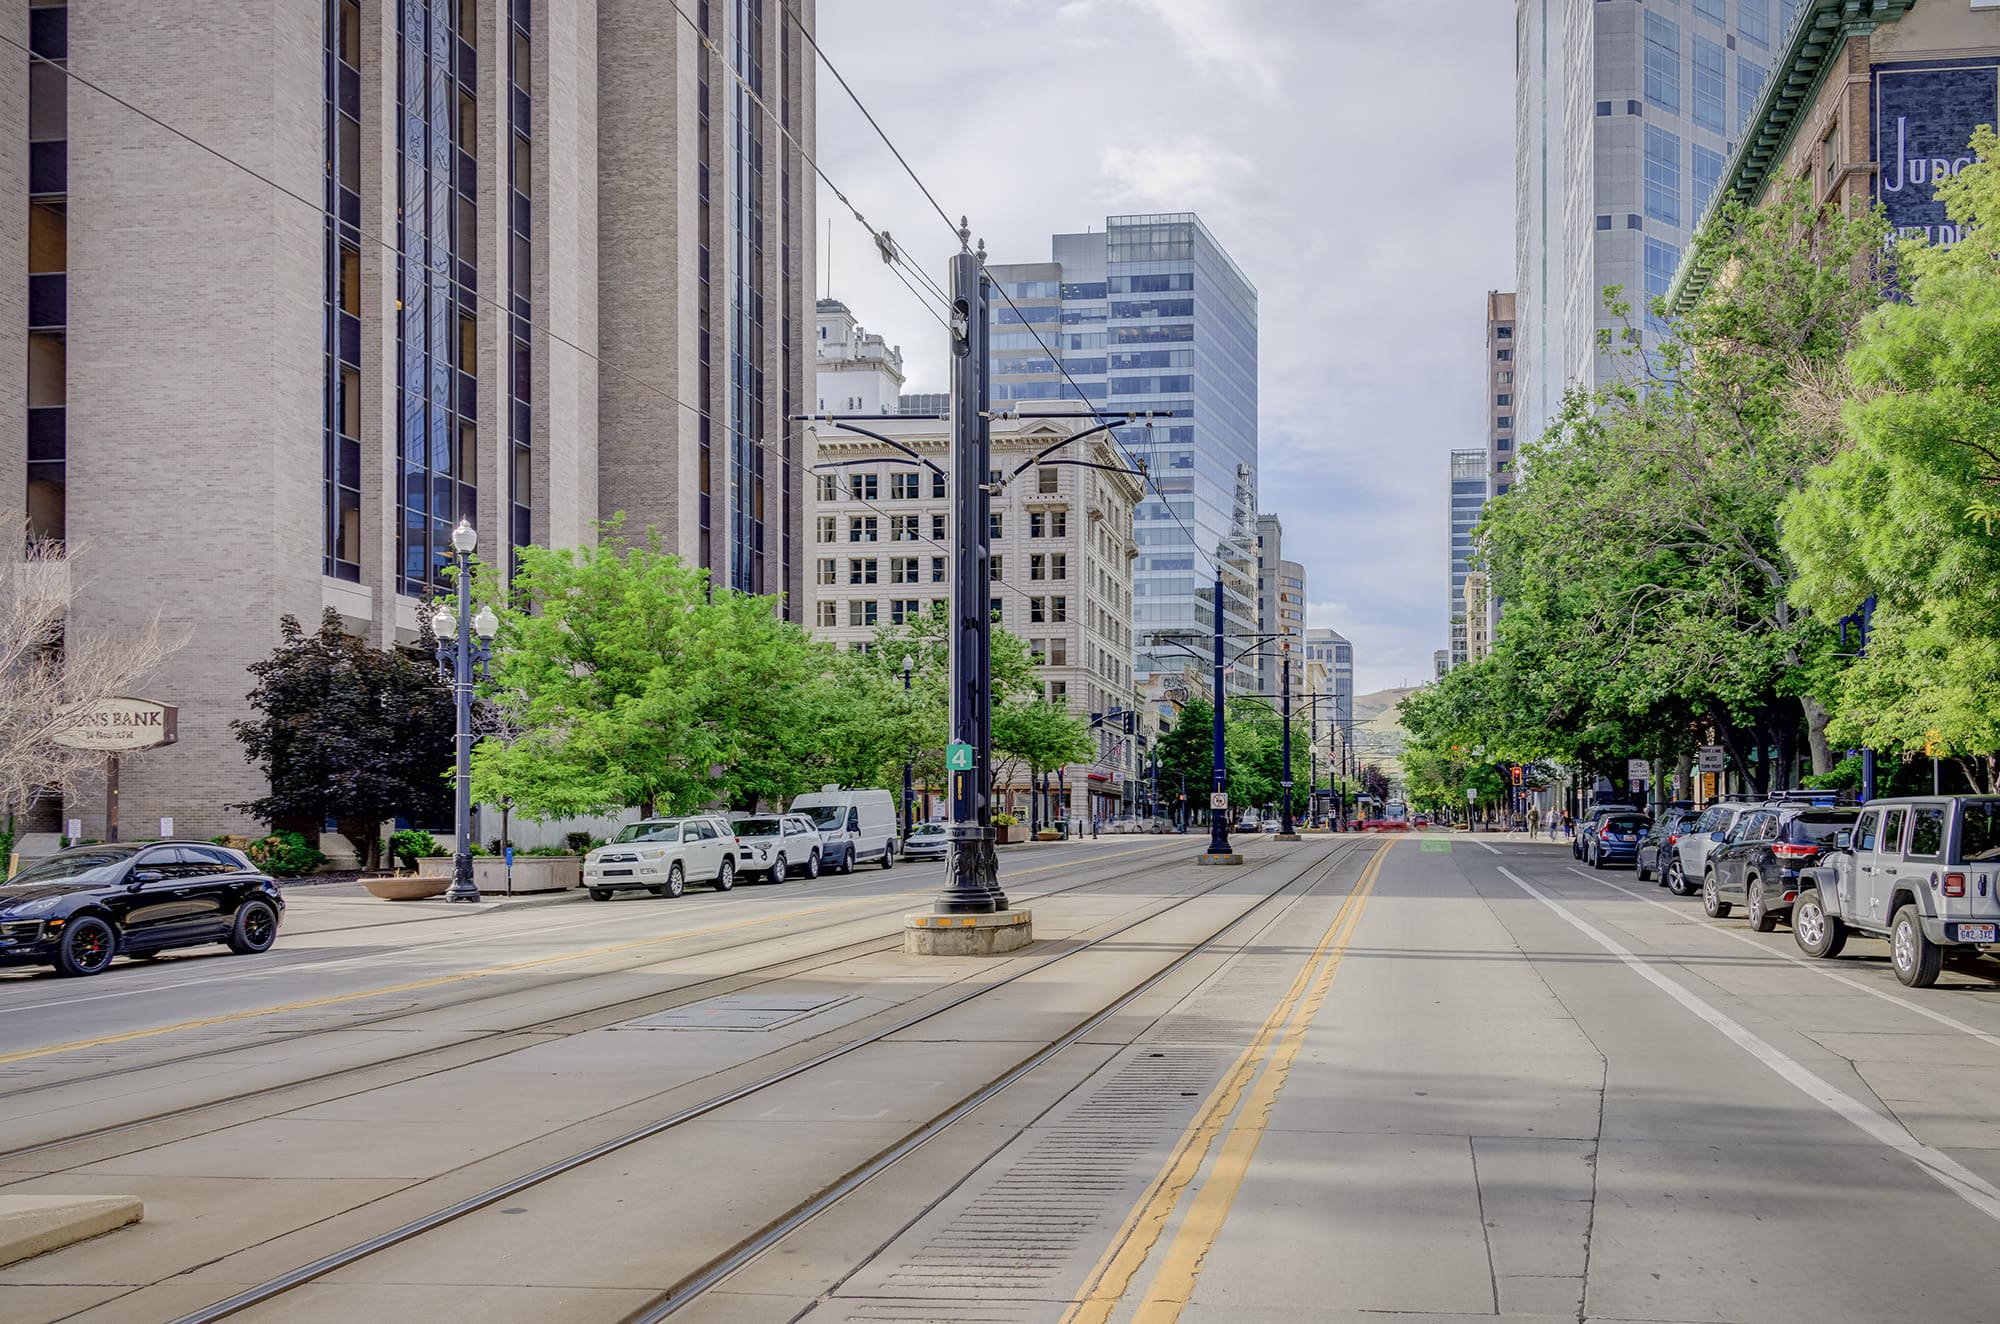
xmin=584 ymin=815 xmax=739 ymax=900
xmin=728 ymin=813 xmax=823 ymax=883
xmin=1668 ymin=800 xmax=1762 ymax=897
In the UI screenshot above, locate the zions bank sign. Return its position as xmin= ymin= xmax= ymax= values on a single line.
xmin=1873 ymin=58 xmax=2000 ymax=246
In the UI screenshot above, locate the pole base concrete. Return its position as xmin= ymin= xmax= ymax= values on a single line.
xmin=904 ymin=909 xmax=1033 ymax=955
xmin=0 ymin=1195 xmax=143 ymax=1268
xmin=1275 ymin=833 xmax=1302 ymax=842
xmin=1197 ymin=853 xmax=1244 ymax=866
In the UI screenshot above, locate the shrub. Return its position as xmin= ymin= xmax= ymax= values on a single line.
xmin=388 ymin=828 xmax=441 ymax=870
xmin=992 ymin=812 xmax=1019 ymax=827
xmin=565 ymin=831 xmax=594 ymax=855
xmin=248 ymin=831 xmax=327 ymax=877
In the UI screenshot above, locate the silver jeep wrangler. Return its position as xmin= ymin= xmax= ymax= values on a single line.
xmin=1792 ymin=796 xmax=2000 ymax=987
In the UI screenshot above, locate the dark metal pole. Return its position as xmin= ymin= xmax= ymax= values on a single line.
xmin=1278 ymin=651 xmax=1297 ymax=838
xmin=901 ymin=660 xmax=914 ymax=841
xmin=1206 ymin=573 xmax=1233 ymax=858
xmin=445 ymin=546 xmax=480 ymax=903
xmin=939 ymin=236 xmax=1004 ymax=913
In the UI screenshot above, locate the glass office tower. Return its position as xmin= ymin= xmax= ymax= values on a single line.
xmin=988 ymin=214 xmax=1259 ymax=695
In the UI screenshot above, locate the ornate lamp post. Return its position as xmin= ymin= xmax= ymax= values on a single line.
xmin=430 ymin=519 xmax=497 ymax=905
xmin=901 ymin=653 xmax=915 ymax=841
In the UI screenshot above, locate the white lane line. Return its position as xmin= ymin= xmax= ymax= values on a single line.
xmin=1474 ymin=840 xmax=1503 ymax=855
xmin=1560 ymin=865 xmax=2000 ymax=1054
xmin=1500 ymin=865 xmax=2000 ymax=1224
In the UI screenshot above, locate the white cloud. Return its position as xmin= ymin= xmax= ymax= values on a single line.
xmin=1097 ymin=138 xmax=1253 ymax=213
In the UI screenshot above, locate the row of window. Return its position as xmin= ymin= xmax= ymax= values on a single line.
xmin=813 ymin=507 xmax=1073 ymax=544
xmin=816 ymin=552 xmax=1073 ymax=585
xmin=1640 ymin=127 xmax=1729 ymax=227
xmin=24 ymin=1 xmax=67 ymax=544
xmin=1640 ymin=12 xmax=1769 ymax=134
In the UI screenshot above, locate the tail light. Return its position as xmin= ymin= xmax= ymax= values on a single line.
xmin=1599 ymin=825 xmax=1613 ymax=839
xmin=1772 ymin=843 xmax=1818 ymax=859
xmin=1945 ymin=872 xmax=1967 ymax=897
xmin=1667 ymin=833 xmax=1679 ymax=846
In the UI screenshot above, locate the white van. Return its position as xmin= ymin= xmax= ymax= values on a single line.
xmin=790 ymin=787 xmax=898 ymax=874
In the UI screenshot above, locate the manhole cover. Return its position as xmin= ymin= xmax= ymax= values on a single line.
xmin=612 ymin=993 xmax=851 ymax=1032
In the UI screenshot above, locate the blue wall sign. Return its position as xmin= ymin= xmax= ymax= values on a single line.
xmin=1874 ymin=59 xmax=2000 ymax=248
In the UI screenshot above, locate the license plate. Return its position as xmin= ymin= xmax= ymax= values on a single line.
xmin=1616 ymin=835 xmax=1634 ymax=842
xmin=1956 ymin=923 xmax=1997 ymax=943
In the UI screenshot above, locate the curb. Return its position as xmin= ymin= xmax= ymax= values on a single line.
xmin=0 ymin=1195 xmax=143 ymax=1268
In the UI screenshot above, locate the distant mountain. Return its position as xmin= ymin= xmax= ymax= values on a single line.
xmin=1352 ymin=687 xmax=1415 ymax=727
xmin=1345 ymin=687 xmax=1415 ymax=783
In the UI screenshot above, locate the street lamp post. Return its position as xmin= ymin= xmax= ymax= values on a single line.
xmin=1277 ymin=641 xmax=1298 ymax=839
xmin=900 ymin=653 xmax=914 ymax=841
xmin=1206 ymin=571 xmax=1234 ymax=860
xmin=430 ymin=519 xmax=497 ymax=905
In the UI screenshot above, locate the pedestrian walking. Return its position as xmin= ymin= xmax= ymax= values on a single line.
xmin=1526 ymin=806 xmax=1540 ymax=837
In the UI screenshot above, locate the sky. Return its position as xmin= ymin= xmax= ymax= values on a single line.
xmin=810 ymin=0 xmax=1516 ymax=695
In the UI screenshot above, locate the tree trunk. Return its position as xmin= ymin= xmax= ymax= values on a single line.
xmin=1675 ymin=752 xmax=1693 ymax=801
xmin=1773 ymin=708 xmax=1798 ymax=793
xmin=1801 ymin=694 xmax=1834 ymax=777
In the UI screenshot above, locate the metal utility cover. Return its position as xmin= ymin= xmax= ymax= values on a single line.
xmin=612 ymin=993 xmax=851 ymax=1032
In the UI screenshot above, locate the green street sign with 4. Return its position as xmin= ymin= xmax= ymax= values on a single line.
xmin=946 ymin=743 xmax=976 ymax=772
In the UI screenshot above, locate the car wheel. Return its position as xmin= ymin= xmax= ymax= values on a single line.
xmin=1591 ymin=845 xmax=1608 ymax=871
xmin=227 ymin=899 xmax=279 ymax=955
xmin=714 ymin=858 xmax=736 ymax=892
xmin=804 ymin=850 xmax=820 ymax=880
xmin=663 ymin=862 xmax=686 ymax=898
xmin=1891 ymin=904 xmax=1943 ymax=988
xmin=589 ymin=888 xmax=613 ymax=902
xmin=838 ymin=848 xmax=854 ymax=875
xmin=1665 ymin=858 xmax=1689 ymax=896
xmin=881 ymin=841 xmax=895 ymax=871
xmin=1702 ymin=870 xmax=1731 ymax=919
xmin=1747 ymin=879 xmax=1778 ymax=933
xmin=53 ymin=916 xmax=116 ymax=977
xmin=769 ymin=854 xmax=788 ymax=884
xmin=1637 ymin=852 xmax=1653 ymax=883
xmin=1793 ymin=889 xmax=1847 ymax=959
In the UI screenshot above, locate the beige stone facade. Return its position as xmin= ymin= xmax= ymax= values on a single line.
xmin=1 ymin=0 xmax=815 ymax=837
xmin=805 ymin=409 xmax=1144 ymax=822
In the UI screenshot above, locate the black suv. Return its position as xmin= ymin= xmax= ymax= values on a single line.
xmin=1701 ymin=800 xmax=1860 ymax=932
xmin=0 ymin=842 xmax=284 ymax=976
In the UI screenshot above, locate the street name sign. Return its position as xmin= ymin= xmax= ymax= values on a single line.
xmin=945 ymin=743 xmax=975 ymax=772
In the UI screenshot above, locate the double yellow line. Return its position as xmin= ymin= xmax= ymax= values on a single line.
xmin=0 ymin=841 xmax=1181 ymax=1068
xmin=1061 ymin=837 xmax=1393 ymax=1324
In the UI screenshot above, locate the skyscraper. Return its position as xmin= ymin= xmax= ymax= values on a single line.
xmin=1253 ymin=513 xmax=1303 ymax=698
xmin=1304 ymin=626 xmax=1353 ymax=761
xmin=1515 ymin=0 xmax=1787 ymax=443
xmin=986 ymin=213 xmax=1259 ymax=693
xmin=1486 ymin=291 xmax=1518 ymax=495
xmin=2 ymin=0 xmax=816 ymax=838
xmin=1446 ymin=448 xmax=1489 ymax=670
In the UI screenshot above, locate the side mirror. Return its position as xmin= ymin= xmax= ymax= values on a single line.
xmin=131 ymin=869 xmax=166 ymax=885
xmin=1836 ymin=829 xmax=1853 ymax=850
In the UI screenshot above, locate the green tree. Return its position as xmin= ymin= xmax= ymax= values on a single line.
xmin=232 ymin=607 xmax=453 ymax=868
xmin=1156 ymin=699 xmax=1218 ymax=812
xmin=992 ymin=699 xmax=1094 ymax=796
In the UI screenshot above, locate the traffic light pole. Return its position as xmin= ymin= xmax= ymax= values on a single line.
xmin=1277 ymin=648 xmax=1298 ymax=839
xmin=1202 ymin=571 xmax=1239 ymax=863
xmin=937 ymin=236 xmax=1006 ymax=915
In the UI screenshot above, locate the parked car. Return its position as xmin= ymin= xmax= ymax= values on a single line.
xmin=1582 ymin=811 xmax=1652 ymax=869
xmin=1667 ymin=799 xmax=1764 ymax=896
xmin=583 ymin=814 xmax=739 ymax=899
xmin=1572 ymin=805 xmax=1644 ymax=860
xmin=727 ymin=813 xmax=823 ymax=883
xmin=1792 ymin=795 xmax=2000 ymax=987
xmin=1701 ymin=804 xmax=1860 ymax=931
xmin=0 ymin=841 xmax=284 ymax=977
xmin=791 ymin=787 xmax=897 ymax=873
xmin=1236 ymin=814 xmax=1262 ymax=833
xmin=1636 ymin=808 xmax=1699 ymax=884
xmin=902 ymin=821 xmax=949 ymax=861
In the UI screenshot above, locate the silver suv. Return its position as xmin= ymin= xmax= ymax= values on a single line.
xmin=1666 ymin=799 xmax=1763 ymax=897
xmin=1792 ymin=796 xmax=2000 ymax=987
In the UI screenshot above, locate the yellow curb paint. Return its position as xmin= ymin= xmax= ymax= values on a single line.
xmin=0 ymin=840 xmax=1180 ymax=1068
xmin=1059 ymin=839 xmax=1393 ymax=1324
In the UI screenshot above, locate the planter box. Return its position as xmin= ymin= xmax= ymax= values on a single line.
xmin=993 ymin=825 xmax=1021 ymax=844
xmin=414 ymin=856 xmax=454 ymax=877
xmin=361 ymin=875 xmax=450 ymax=901
xmin=475 ymin=855 xmax=581 ymax=894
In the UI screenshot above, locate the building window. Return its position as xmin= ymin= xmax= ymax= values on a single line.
xmin=1049 ymin=637 xmax=1068 ymax=665
xmin=1692 ymin=36 xmax=1725 ymax=133
xmin=1051 ymin=553 xmax=1067 ymax=579
xmin=990 ymin=597 xmax=1004 ymax=621
xmin=1051 ymin=680 xmax=1067 ymax=703
xmin=891 ymin=471 xmax=920 ymax=499
xmin=1644 ymin=125 xmax=1680 ymax=225
xmin=931 ymin=555 xmax=946 ymax=582
xmin=816 ymin=558 xmax=835 ymax=586
xmin=1644 ymin=237 xmax=1682 ymax=331
xmin=991 ymin=555 xmax=1004 ymax=582
xmin=1030 ymin=512 xmax=1046 ymax=538
xmin=932 ymin=470 xmax=947 ymax=498
xmin=849 ymin=600 xmax=878 ymax=627
xmin=989 ymin=511 xmax=1004 ymax=541
xmin=1644 ymin=13 xmax=1680 ymax=115
xmin=1038 ymin=467 xmax=1059 ymax=495
xmin=848 ymin=558 xmax=877 ymax=585
xmin=891 ymin=514 xmax=920 ymax=541
xmin=1597 ymin=214 xmax=1612 ymax=231
xmin=817 ymin=515 xmax=836 ymax=542
xmin=816 ymin=600 xmax=837 ymax=628
xmin=1030 ymin=597 xmax=1046 ymax=623
xmin=1739 ymin=0 xmax=1768 ymax=47
xmin=849 ymin=516 xmax=878 ymax=542
xmin=1694 ymin=0 xmax=1724 ymax=20
xmin=1051 ymin=596 xmax=1068 ymax=623
xmin=817 ymin=473 xmax=838 ymax=501
xmin=931 ymin=513 xmax=947 ymax=541
xmin=1497 ymin=348 xmax=1512 ymax=361
xmin=1498 ymin=416 xmax=1512 ymax=429
xmin=1823 ymin=121 xmax=1840 ymax=184
xmin=1596 ymin=100 xmax=1612 ymax=117
xmin=851 ymin=473 xmax=878 ymax=501
xmin=1738 ymin=56 xmax=1766 ymax=126
xmin=1051 ymin=510 xmax=1068 ymax=538
xmin=1030 ymin=554 xmax=1046 ymax=581
xmin=1495 ymin=326 xmax=1511 ymax=339
xmin=1693 ymin=143 xmax=1724 ymax=220
xmin=891 ymin=557 xmax=918 ymax=584
xmin=1495 ymin=394 xmax=1512 ymax=407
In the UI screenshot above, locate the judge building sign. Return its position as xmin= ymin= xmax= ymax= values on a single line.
xmin=1874 ymin=57 xmax=2000 ymax=249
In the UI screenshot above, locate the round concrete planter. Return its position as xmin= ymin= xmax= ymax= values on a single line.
xmin=361 ymin=875 xmax=451 ymax=901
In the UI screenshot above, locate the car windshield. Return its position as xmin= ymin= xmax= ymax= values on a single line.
xmin=912 ymin=824 xmax=945 ymax=837
xmin=612 ymin=821 xmax=682 ymax=844
xmin=1790 ymin=812 xmax=1858 ymax=845
xmin=2 ymin=848 xmax=138 ymax=888
xmin=1961 ymin=802 xmax=2000 ymax=862
xmin=732 ymin=817 xmax=782 ymax=838
xmin=803 ymin=805 xmax=847 ymax=829
xmin=1607 ymin=817 xmax=1648 ymax=832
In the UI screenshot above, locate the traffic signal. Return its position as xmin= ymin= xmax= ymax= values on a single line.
xmin=1510 ymin=765 xmax=1523 ymax=787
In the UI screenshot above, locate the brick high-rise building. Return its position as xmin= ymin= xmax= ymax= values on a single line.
xmin=2 ymin=0 xmax=816 ymax=837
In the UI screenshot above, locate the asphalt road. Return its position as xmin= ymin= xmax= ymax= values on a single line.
xmin=3 ymin=832 xmax=1999 ymax=1324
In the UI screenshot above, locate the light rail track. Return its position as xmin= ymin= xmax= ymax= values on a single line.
xmin=159 ymin=835 xmax=1368 ymax=1324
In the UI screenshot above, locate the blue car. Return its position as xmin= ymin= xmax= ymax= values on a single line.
xmin=1584 ymin=812 xmax=1652 ymax=869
